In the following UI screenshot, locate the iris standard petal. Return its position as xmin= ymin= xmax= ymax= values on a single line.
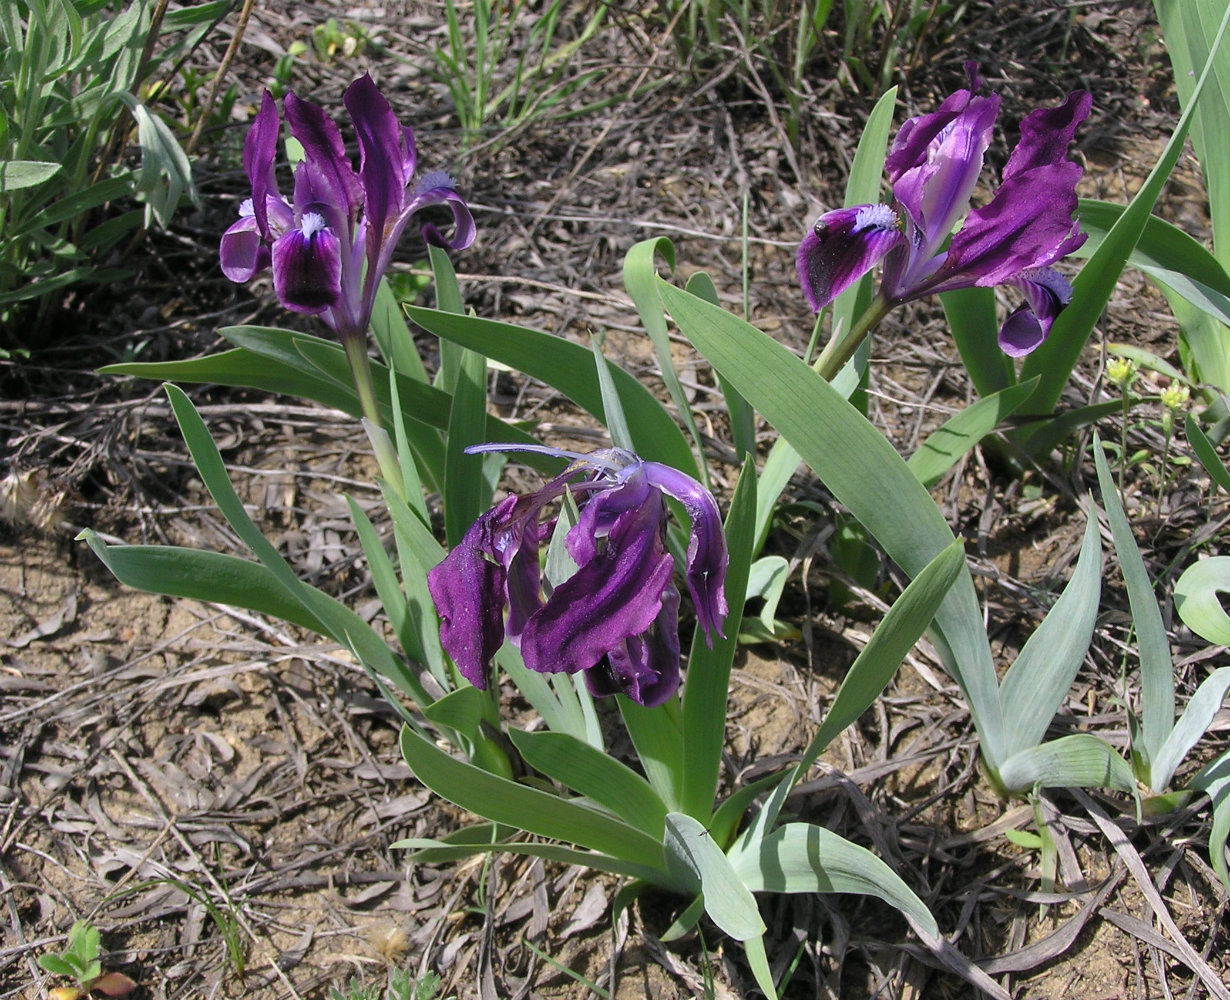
xmin=885 ymin=64 xmax=981 ymax=183
xmin=520 ymin=498 xmax=674 ymax=676
xmin=244 ymin=91 xmax=280 ymax=239
xmin=567 ymin=472 xmax=656 ymax=569
xmin=426 ymin=500 xmax=515 ymax=689
xmin=344 ymin=73 xmax=408 ymax=251
xmin=271 ymin=213 xmax=342 ymax=313
xmin=892 ymin=94 xmax=999 ymax=258
xmin=641 ymin=461 xmax=729 ymax=640
xmin=585 ymin=586 xmax=681 ymax=707
xmin=219 ymin=213 xmax=266 ymax=282
xmin=504 ymin=512 xmax=551 ymax=641
xmin=284 ymin=90 xmax=363 ymax=221
xmin=797 ymin=204 xmax=903 ymax=312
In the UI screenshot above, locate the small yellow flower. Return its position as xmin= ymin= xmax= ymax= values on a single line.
xmin=1107 ymin=356 xmax=1137 ymax=391
xmin=1160 ymin=383 xmax=1190 ymax=411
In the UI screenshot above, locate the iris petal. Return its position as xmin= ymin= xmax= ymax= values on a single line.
xmin=220 ymin=214 xmax=266 ymax=282
xmin=344 ymin=73 xmax=409 ymax=256
xmin=997 ymin=267 xmax=1073 ymax=356
xmin=941 ymin=162 xmax=1086 ymax=289
xmin=1003 ymin=90 xmax=1094 ymax=182
xmin=584 ymin=585 xmax=681 ymax=707
xmin=244 ymin=91 xmax=280 ymax=239
xmin=426 ymin=499 xmax=516 ymax=689
xmin=892 ymin=94 xmax=998 ymax=259
xmin=641 ymin=461 xmax=729 ymax=641
xmin=271 ymin=215 xmax=342 ymax=313
xmin=520 ymin=497 xmax=674 ymax=676
xmin=797 ymin=205 xmax=903 ymax=312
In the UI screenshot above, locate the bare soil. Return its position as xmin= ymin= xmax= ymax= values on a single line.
xmin=3 ymin=2 xmax=1229 ymax=999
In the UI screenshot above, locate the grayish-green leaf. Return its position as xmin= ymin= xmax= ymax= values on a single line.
xmin=400 ymin=726 xmax=671 ymax=877
xmin=0 ymin=159 xmax=61 ymax=191
xmin=731 ymin=822 xmax=937 ymax=937
xmin=999 ymin=510 xmax=1101 ymax=758
xmin=660 ymin=282 xmax=1006 ymax=766
xmin=1094 ymin=438 xmax=1175 ymax=766
xmin=907 ymin=378 xmax=1039 ymax=487
xmin=998 ymin=734 xmax=1135 ymax=793
xmin=663 ymin=812 xmax=764 ymax=941
xmin=1175 ymin=556 xmax=1230 ymax=644
xmin=508 ymin=729 xmax=668 ymax=838
xmin=1152 ymin=668 xmax=1230 ymax=791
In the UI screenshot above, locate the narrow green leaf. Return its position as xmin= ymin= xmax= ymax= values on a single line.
xmin=79 ymin=531 xmax=328 ymax=634
xmin=741 ymin=935 xmax=780 ymax=1000
xmin=396 ymin=834 xmax=663 ymax=883
xmin=406 ymin=307 xmax=698 ymax=478
xmin=1152 ymin=668 xmax=1230 ymax=792
xmin=1186 ymin=414 xmax=1230 ymax=491
xmin=11 ymin=177 xmax=132 ymax=238
xmin=740 ymin=541 xmax=964 ymax=849
xmin=379 ymin=481 xmax=448 ymax=685
xmin=1007 ymin=400 xmax=1124 ymax=461
xmin=754 ymin=437 xmax=803 ymax=554
xmin=100 ymin=346 xmax=360 ymax=414
xmin=370 ymin=276 xmax=429 ymax=381
xmin=507 ymin=729 xmax=668 ymax=838
xmin=681 ymin=459 xmax=757 ymax=819
xmin=663 ymin=813 xmax=764 ymax=941
xmin=746 ymin=555 xmax=789 ymax=631
xmin=422 ymin=685 xmax=487 ymax=737
xmin=907 ymin=378 xmax=1039 ymax=487
xmin=685 ymin=271 xmax=755 ymax=459
xmin=619 ymin=695 xmax=685 ymax=813
xmin=444 ymin=347 xmax=491 ymax=547
xmin=998 ymin=510 xmax=1101 ymax=759
xmin=1138 ymin=263 xmax=1230 ymax=329
xmin=943 ymin=286 xmax=1013 ymax=397
xmin=591 ymin=337 xmax=633 ymax=452
xmin=1075 ymin=199 xmax=1230 ymax=296
xmin=997 ymin=734 xmax=1135 ymax=793
xmin=624 ymin=237 xmax=705 ymax=467
xmin=1189 ymin=750 xmax=1230 ymax=892
xmin=660 ymin=282 xmax=1006 ymax=766
xmin=1155 ymin=0 xmax=1230 ymax=265
xmin=830 ymin=87 xmax=898 ymax=360
xmin=162 ymin=385 xmax=432 ymax=705
xmin=1175 ymin=556 xmax=1230 ymax=644
xmin=346 ymin=495 xmax=415 ymax=655
xmin=1094 ymin=437 xmax=1175 ymax=764
xmin=399 ymin=726 xmax=670 ymax=874
xmin=730 ymin=822 xmax=938 ymax=937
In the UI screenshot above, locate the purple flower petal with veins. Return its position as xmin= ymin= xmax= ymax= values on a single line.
xmin=797 ymin=205 xmax=903 ymax=312
xmin=797 ymin=66 xmax=1090 ymax=357
xmin=426 ymin=446 xmax=728 ymax=706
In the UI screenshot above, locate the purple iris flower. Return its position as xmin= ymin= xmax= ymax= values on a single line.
xmin=220 ymin=74 xmax=475 ymax=340
xmin=427 ymin=446 xmax=729 ymax=708
xmin=797 ymin=64 xmax=1092 ymax=357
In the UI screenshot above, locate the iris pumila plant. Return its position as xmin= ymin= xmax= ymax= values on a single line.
xmin=427 ymin=444 xmax=728 ymax=707
xmin=219 ymin=73 xmax=475 ymax=464
xmin=797 ymin=64 xmax=1091 ymax=372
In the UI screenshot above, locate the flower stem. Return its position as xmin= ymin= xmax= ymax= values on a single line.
xmin=341 ymin=330 xmax=404 ymax=494
xmin=812 ymin=294 xmax=892 ymax=382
